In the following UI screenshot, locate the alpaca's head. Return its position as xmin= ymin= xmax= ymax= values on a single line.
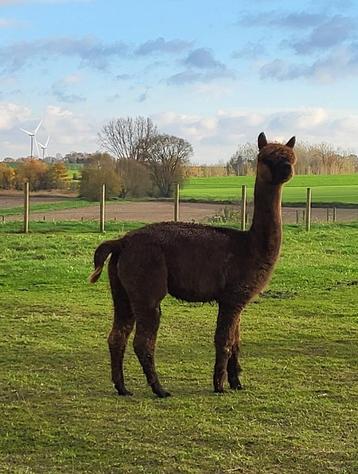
xmin=256 ymin=132 xmax=296 ymax=185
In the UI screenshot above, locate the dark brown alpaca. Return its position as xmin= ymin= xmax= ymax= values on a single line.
xmin=90 ymin=132 xmax=297 ymax=397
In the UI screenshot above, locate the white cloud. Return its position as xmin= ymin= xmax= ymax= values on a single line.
xmin=135 ymin=37 xmax=192 ymax=56
xmin=1 ymin=103 xmax=357 ymax=161
xmin=260 ymin=44 xmax=358 ymax=83
xmin=62 ymin=73 xmax=82 ymax=85
xmin=0 ymin=103 xmax=98 ymax=158
xmin=0 ymin=102 xmax=31 ymax=129
xmin=154 ymin=107 xmax=358 ymax=163
xmin=43 ymin=105 xmax=97 ymax=148
xmin=0 ymin=36 xmax=128 ymax=74
xmin=51 ymin=77 xmax=86 ymax=103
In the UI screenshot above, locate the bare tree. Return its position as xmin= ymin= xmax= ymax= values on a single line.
xmin=227 ymin=140 xmax=357 ymax=176
xmin=227 ymin=143 xmax=257 ymax=176
xmin=294 ymin=142 xmax=312 ymax=174
xmin=144 ymin=134 xmax=193 ymax=197
xmin=98 ymin=116 xmax=158 ymax=160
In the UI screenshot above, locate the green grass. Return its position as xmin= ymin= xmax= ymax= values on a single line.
xmin=66 ymin=164 xmax=83 ymax=179
xmin=0 ymin=199 xmax=96 ymax=217
xmin=181 ymin=174 xmax=358 ymax=206
xmin=0 ymin=220 xmax=144 ymax=234
xmin=0 ymin=223 xmax=357 ymax=473
xmin=0 ymin=197 xmax=144 ymax=218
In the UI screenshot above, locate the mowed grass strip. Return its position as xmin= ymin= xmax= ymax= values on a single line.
xmin=0 ymin=223 xmax=357 ymax=473
xmin=0 ymin=199 xmax=96 ymax=217
xmin=181 ymin=174 xmax=358 ymax=206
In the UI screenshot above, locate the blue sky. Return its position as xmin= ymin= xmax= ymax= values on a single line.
xmin=0 ymin=0 xmax=358 ymax=162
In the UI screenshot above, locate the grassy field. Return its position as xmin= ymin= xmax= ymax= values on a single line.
xmin=181 ymin=174 xmax=358 ymax=206
xmin=0 ymin=222 xmax=357 ymax=473
xmin=0 ymin=199 xmax=95 ymax=217
xmin=66 ymin=164 xmax=83 ymax=180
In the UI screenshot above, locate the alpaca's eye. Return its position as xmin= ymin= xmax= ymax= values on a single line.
xmin=262 ymin=159 xmax=273 ymax=169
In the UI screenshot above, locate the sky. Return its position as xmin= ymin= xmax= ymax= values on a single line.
xmin=0 ymin=0 xmax=358 ymax=163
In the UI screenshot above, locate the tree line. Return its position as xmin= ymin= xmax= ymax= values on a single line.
xmin=0 ymin=160 xmax=70 ymax=191
xmin=226 ymin=142 xmax=358 ymax=176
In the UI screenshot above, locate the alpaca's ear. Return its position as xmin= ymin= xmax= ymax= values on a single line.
xmin=286 ymin=136 xmax=296 ymax=148
xmin=258 ymin=132 xmax=268 ymax=150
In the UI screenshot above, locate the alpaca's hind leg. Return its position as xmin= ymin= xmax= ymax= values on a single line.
xmin=108 ymin=260 xmax=135 ymax=396
xmin=213 ymin=303 xmax=241 ymax=393
xmin=133 ymin=304 xmax=170 ymax=398
xmin=108 ymin=304 xmax=135 ymax=396
xmin=227 ymin=320 xmax=242 ymax=390
xmin=119 ymin=244 xmax=168 ymax=397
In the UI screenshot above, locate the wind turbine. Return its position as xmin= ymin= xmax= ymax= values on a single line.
xmin=37 ymin=136 xmax=50 ymax=160
xmin=20 ymin=120 xmax=42 ymax=158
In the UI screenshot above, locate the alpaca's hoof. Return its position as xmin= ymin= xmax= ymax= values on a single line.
xmin=115 ymin=385 xmax=133 ymax=396
xmin=151 ymin=382 xmax=171 ymax=398
xmin=156 ymin=389 xmax=171 ymax=398
xmin=214 ymin=387 xmax=225 ymax=394
xmin=229 ymin=380 xmax=243 ymax=390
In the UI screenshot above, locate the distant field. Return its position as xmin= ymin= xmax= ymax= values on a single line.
xmin=0 ymin=198 xmax=94 ymax=217
xmin=66 ymin=163 xmax=83 ymax=179
xmin=181 ymin=174 xmax=358 ymax=206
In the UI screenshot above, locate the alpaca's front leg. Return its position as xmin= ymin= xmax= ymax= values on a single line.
xmin=227 ymin=319 xmax=242 ymax=390
xmin=213 ymin=304 xmax=241 ymax=393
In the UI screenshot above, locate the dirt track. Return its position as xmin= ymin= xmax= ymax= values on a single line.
xmin=1 ymin=194 xmax=357 ymax=224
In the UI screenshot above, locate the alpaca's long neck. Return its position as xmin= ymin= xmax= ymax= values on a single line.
xmin=249 ymin=177 xmax=283 ymax=260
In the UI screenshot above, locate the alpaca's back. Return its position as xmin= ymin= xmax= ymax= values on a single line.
xmin=118 ymin=222 xmax=249 ymax=303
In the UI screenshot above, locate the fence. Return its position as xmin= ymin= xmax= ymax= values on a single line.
xmin=0 ymin=183 xmax=356 ymax=233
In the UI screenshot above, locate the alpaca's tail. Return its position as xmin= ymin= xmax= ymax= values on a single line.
xmin=89 ymin=239 xmax=122 ymax=283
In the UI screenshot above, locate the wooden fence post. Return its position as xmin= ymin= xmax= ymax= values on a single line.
xmin=306 ymin=187 xmax=312 ymax=231
xmin=333 ymin=207 xmax=337 ymax=223
xmin=100 ymin=184 xmax=106 ymax=233
xmin=174 ymin=183 xmax=180 ymax=222
xmin=23 ymin=181 xmax=29 ymax=234
xmin=296 ymin=210 xmax=299 ymax=225
xmin=326 ymin=208 xmax=329 ymax=222
xmin=241 ymin=185 xmax=247 ymax=231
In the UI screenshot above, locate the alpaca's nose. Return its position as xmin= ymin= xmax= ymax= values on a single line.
xmin=280 ymin=163 xmax=292 ymax=175
xmin=276 ymin=162 xmax=292 ymax=182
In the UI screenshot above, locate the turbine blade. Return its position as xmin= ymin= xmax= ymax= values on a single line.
xmin=20 ymin=128 xmax=33 ymax=136
xmin=34 ymin=120 xmax=42 ymax=134
xmin=45 ymin=136 xmax=50 ymax=147
xmin=35 ymin=139 xmax=40 ymax=158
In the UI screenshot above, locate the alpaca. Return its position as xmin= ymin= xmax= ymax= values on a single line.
xmin=90 ymin=132 xmax=297 ymax=397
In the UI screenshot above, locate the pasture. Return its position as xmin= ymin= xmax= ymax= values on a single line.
xmin=0 ymin=197 xmax=94 ymax=217
xmin=181 ymin=174 xmax=358 ymax=206
xmin=0 ymin=223 xmax=357 ymax=473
